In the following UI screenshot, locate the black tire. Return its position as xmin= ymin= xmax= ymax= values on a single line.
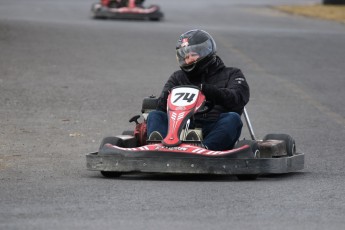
xmin=99 ymin=138 xmax=124 ymax=178
xmin=234 ymin=140 xmax=260 ymax=158
xmin=122 ymin=130 xmax=134 ymax=136
xmin=99 ymin=136 xmax=123 ymax=150
xmin=263 ymin=133 xmax=296 ymax=156
xmin=149 ymin=18 xmax=158 ymax=21
xmin=100 ymin=171 xmax=122 ymax=178
xmin=141 ymin=96 xmax=158 ymax=112
xmin=237 ymin=174 xmax=258 ymax=181
xmin=234 ymin=140 xmax=260 ymax=180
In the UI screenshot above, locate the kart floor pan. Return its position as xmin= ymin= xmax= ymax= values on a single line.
xmin=86 ymin=152 xmax=305 ymax=175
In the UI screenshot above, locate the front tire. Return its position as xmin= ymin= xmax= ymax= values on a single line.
xmin=234 ymin=140 xmax=260 ymax=158
xmin=99 ymin=137 xmax=124 ymax=178
xmin=99 ymin=136 xmax=123 ymax=150
xmin=234 ymin=140 xmax=260 ymax=180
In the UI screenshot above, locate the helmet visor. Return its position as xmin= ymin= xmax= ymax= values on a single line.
xmin=176 ymin=39 xmax=214 ymax=67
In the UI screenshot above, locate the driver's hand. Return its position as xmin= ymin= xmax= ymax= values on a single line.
xmin=200 ymin=84 xmax=219 ymax=102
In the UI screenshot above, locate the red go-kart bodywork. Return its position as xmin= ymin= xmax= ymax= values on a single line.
xmin=86 ymin=86 xmax=304 ymax=180
xmin=91 ymin=0 xmax=164 ymax=21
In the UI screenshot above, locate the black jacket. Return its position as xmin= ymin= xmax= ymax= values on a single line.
xmin=157 ymin=56 xmax=250 ymax=121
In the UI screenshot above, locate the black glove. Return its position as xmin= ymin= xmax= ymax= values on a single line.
xmin=200 ymin=84 xmax=220 ymax=103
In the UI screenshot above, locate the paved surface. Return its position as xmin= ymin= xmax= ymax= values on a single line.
xmin=0 ymin=0 xmax=344 ymax=229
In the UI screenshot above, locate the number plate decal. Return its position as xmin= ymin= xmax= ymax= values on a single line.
xmin=170 ymin=87 xmax=199 ymax=107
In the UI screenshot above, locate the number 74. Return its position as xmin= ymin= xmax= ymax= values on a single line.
xmin=173 ymin=93 xmax=196 ymax=103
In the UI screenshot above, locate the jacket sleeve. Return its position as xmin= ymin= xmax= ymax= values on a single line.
xmin=202 ymin=68 xmax=250 ymax=113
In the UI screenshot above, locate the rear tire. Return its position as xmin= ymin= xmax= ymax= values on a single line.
xmin=263 ymin=134 xmax=296 ymax=156
xmin=237 ymin=174 xmax=258 ymax=181
xmin=141 ymin=96 xmax=158 ymax=112
xmin=100 ymin=171 xmax=122 ymax=178
xmin=122 ymin=130 xmax=134 ymax=136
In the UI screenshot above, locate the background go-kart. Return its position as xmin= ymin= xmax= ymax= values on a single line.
xmin=0 ymin=0 xmax=344 ymax=229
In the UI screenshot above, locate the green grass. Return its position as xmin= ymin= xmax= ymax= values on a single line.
xmin=274 ymin=4 xmax=345 ymax=24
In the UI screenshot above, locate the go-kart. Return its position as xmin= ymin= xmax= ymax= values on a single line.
xmin=91 ymin=0 xmax=164 ymax=21
xmin=86 ymin=86 xmax=304 ymax=180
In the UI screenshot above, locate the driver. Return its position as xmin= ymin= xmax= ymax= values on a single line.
xmin=147 ymin=29 xmax=250 ymax=151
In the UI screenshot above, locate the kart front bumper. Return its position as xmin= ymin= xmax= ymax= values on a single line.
xmin=86 ymin=152 xmax=305 ymax=175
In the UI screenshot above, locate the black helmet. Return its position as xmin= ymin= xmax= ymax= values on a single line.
xmin=176 ymin=29 xmax=217 ymax=75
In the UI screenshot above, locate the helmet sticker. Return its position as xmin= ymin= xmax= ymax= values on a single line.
xmin=181 ymin=38 xmax=189 ymax=47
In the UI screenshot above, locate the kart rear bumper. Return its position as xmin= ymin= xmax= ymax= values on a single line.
xmin=86 ymin=152 xmax=304 ymax=175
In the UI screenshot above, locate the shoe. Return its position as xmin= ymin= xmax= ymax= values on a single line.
xmin=185 ymin=131 xmax=202 ymax=141
xmin=200 ymin=143 xmax=208 ymax=149
xmin=148 ymin=131 xmax=163 ymax=141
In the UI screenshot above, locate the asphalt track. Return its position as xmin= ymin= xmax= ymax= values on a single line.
xmin=1 ymin=0 xmax=345 ymax=229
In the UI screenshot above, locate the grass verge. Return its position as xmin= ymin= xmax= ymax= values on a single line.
xmin=274 ymin=4 xmax=345 ymax=24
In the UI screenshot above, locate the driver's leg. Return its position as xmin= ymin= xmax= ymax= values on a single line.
xmin=146 ymin=110 xmax=168 ymax=138
xmin=202 ymin=112 xmax=243 ymax=151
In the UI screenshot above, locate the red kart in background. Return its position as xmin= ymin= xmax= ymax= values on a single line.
xmin=91 ymin=0 xmax=164 ymax=21
xmin=86 ymin=86 xmax=304 ymax=180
